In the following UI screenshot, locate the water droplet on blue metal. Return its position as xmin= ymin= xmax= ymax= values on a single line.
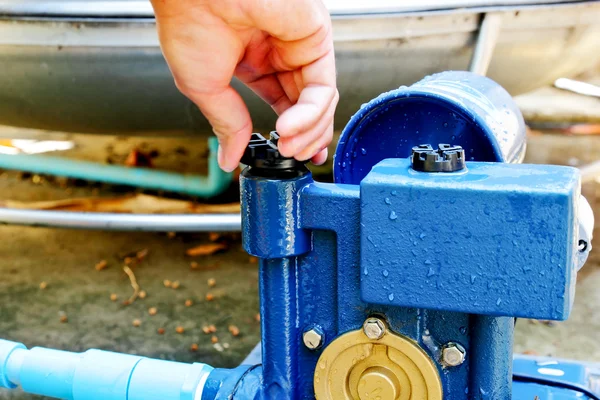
xmin=367 ymin=235 xmax=376 ymax=247
xmin=424 ymin=259 xmax=432 ymax=265
xmin=483 ymin=206 xmax=491 ymax=215
xmin=361 ymin=148 xmax=367 ymax=155
xmin=363 ymin=268 xmax=368 ymax=276
xmin=443 ymin=122 xmax=448 ymax=127
xmin=460 ymin=326 xmax=467 ymax=335
xmin=471 ymin=275 xmax=476 ymax=284
xmin=342 ymin=161 xmax=346 ymax=168
xmin=383 ymin=270 xmax=389 ymax=277
xmin=420 ymin=233 xmax=427 ymax=240
xmin=384 ymin=198 xmax=391 ymax=205
xmin=411 ymin=249 xmax=418 ymax=256
xmin=389 ymin=211 xmax=397 ymax=220
xmin=451 ymin=135 xmax=456 ymax=141
xmin=413 ymin=241 xmax=418 ymax=246
xmin=353 ymin=151 xmax=357 ymax=158
xmin=388 ymin=293 xmax=395 ymax=301
xmin=496 ymin=298 xmax=502 ymax=306
xmin=391 ymin=190 xmax=397 ymax=196
xmin=427 ymin=267 xmax=436 ymax=277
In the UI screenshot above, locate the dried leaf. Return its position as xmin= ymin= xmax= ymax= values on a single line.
xmin=123 ymin=266 xmax=141 ymax=305
xmin=136 ymin=249 xmax=149 ymax=261
xmin=125 ymin=149 xmax=153 ymax=168
xmin=186 ymin=243 xmax=227 ymax=257
xmin=95 ymin=260 xmax=108 ymax=271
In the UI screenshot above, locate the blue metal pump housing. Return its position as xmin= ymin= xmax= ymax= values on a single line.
xmin=238 ymin=72 xmax=592 ymax=400
xmin=0 ymin=71 xmax=596 ymax=400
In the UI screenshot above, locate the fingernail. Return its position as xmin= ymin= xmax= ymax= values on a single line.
xmin=217 ymin=144 xmax=233 ymax=172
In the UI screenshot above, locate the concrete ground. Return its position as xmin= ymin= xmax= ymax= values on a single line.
xmin=0 ymin=82 xmax=599 ymax=399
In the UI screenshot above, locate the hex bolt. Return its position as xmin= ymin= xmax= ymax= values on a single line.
xmin=303 ymin=326 xmax=324 ymax=350
xmin=441 ymin=343 xmax=466 ymax=367
xmin=363 ymin=317 xmax=387 ymax=340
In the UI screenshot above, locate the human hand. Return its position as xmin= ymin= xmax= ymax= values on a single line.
xmin=150 ymin=0 xmax=339 ymax=172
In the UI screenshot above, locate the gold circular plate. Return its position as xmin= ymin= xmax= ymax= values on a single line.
xmin=314 ymin=328 xmax=443 ymax=400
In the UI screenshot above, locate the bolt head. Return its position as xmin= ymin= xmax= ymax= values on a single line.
xmin=363 ymin=317 xmax=386 ymax=340
xmin=303 ymin=327 xmax=324 ymax=350
xmin=442 ymin=343 xmax=466 ymax=367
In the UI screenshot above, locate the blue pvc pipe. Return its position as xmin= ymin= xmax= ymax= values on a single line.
xmin=0 ymin=137 xmax=232 ymax=198
xmin=0 ymin=339 xmax=215 ymax=400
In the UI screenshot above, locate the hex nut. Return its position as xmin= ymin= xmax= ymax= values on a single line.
xmin=442 ymin=343 xmax=466 ymax=367
xmin=303 ymin=327 xmax=324 ymax=350
xmin=363 ymin=317 xmax=386 ymax=340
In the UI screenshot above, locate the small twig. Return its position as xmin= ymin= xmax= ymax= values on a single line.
xmin=123 ymin=265 xmax=141 ymax=305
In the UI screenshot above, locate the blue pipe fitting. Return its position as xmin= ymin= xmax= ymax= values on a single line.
xmin=201 ymin=365 xmax=262 ymax=400
xmin=240 ymin=169 xmax=313 ymax=259
xmin=0 ymin=340 xmax=25 ymax=389
xmin=0 ymin=339 xmax=215 ymax=400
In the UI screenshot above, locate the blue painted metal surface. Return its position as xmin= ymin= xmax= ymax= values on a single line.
xmin=237 ymin=159 xmax=586 ymax=399
xmin=360 ymin=158 xmax=580 ymax=320
xmin=513 ymin=355 xmax=600 ymax=399
xmin=334 ymin=71 xmax=527 ymax=185
xmin=240 ymin=169 xmax=312 ymax=259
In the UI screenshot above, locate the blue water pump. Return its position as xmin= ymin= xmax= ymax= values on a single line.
xmin=0 ymin=71 xmax=596 ymax=400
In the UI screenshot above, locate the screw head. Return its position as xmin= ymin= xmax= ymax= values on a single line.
xmin=442 ymin=343 xmax=466 ymax=367
xmin=363 ymin=317 xmax=386 ymax=340
xmin=303 ymin=326 xmax=324 ymax=350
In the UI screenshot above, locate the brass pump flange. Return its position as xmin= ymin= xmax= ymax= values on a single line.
xmin=314 ymin=318 xmax=443 ymax=400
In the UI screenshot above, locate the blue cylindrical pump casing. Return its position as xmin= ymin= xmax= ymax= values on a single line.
xmin=334 ymin=70 xmax=527 ymax=184
xmin=240 ymin=169 xmax=313 ymax=259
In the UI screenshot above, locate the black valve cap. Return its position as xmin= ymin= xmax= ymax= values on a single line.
xmin=241 ymin=131 xmax=308 ymax=171
xmin=411 ymin=144 xmax=466 ymax=172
